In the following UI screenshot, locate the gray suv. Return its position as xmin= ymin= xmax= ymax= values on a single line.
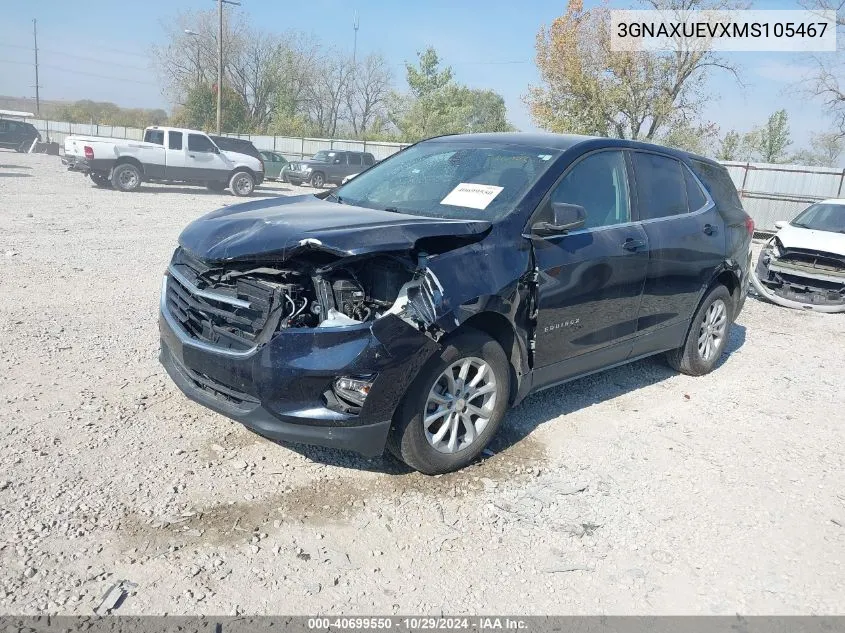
xmin=287 ymin=150 xmax=376 ymax=187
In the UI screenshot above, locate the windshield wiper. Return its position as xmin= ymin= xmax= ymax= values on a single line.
xmin=383 ymin=207 xmax=400 ymax=213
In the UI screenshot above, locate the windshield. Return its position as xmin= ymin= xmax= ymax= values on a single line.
xmin=333 ymin=141 xmax=560 ymax=220
xmin=311 ymin=150 xmax=334 ymax=162
xmin=791 ymin=203 xmax=845 ymax=233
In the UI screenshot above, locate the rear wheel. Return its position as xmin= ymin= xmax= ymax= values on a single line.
xmin=90 ymin=172 xmax=112 ymax=188
xmin=111 ymin=163 xmax=142 ymax=192
xmin=310 ymin=171 xmax=325 ymax=188
xmin=666 ymin=284 xmax=732 ymax=376
xmin=387 ymin=329 xmax=510 ymax=475
xmin=229 ymin=170 xmax=254 ymax=197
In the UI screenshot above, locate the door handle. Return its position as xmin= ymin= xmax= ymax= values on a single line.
xmin=703 ymin=224 xmax=716 ymax=235
xmin=622 ymin=238 xmax=646 ymax=252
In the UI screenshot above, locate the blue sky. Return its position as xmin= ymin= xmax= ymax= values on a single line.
xmin=0 ymin=0 xmax=836 ymax=149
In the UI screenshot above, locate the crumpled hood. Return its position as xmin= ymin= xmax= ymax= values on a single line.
xmin=178 ymin=195 xmax=491 ymax=262
xmin=776 ymin=223 xmax=845 ymax=257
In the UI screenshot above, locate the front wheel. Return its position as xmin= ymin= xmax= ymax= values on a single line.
xmin=111 ymin=163 xmax=142 ymax=192
xmin=229 ymin=170 xmax=254 ymax=197
xmin=387 ymin=330 xmax=510 ymax=475
xmin=666 ymin=284 xmax=733 ymax=376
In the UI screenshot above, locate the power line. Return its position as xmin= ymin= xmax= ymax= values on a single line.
xmin=0 ymin=43 xmax=150 ymax=70
xmin=0 ymin=59 xmax=159 ymax=86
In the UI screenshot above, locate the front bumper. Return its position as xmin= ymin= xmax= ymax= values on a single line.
xmin=286 ymin=171 xmax=310 ymax=184
xmin=752 ymin=246 xmax=845 ymax=312
xmin=158 ymin=276 xmax=439 ymax=456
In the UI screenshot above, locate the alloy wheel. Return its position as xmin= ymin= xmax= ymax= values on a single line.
xmin=697 ymin=298 xmax=727 ymax=362
xmin=423 ymin=357 xmax=497 ymax=454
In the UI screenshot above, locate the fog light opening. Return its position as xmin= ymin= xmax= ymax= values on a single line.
xmin=332 ymin=374 xmax=377 ymax=408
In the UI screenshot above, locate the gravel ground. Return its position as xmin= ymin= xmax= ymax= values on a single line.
xmin=1 ymin=152 xmax=844 ymax=615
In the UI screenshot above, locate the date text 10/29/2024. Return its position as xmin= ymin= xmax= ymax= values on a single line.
xmin=307 ymin=618 xmax=528 ymax=631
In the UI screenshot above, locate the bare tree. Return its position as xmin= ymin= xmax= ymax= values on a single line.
xmin=799 ymin=1 xmax=845 ymax=136
xmin=304 ymin=52 xmax=354 ymax=137
xmin=151 ymin=9 xmax=246 ymax=106
xmin=346 ymin=54 xmax=393 ymax=137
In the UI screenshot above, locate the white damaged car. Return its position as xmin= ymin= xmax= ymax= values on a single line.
xmin=751 ymin=199 xmax=845 ymax=312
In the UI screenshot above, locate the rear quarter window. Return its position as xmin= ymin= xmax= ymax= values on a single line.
xmin=689 ymin=160 xmax=743 ymax=210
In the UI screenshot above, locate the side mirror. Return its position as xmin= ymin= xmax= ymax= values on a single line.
xmin=532 ymin=202 xmax=587 ymax=236
xmin=774 ymin=220 xmax=786 ymax=230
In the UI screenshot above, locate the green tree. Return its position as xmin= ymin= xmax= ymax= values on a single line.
xmin=658 ymin=120 xmax=719 ymax=156
xmin=391 ymin=48 xmax=513 ymax=141
xmin=51 ymin=100 xmax=168 ymax=127
xmin=525 ymin=0 xmax=739 ymax=140
xmin=790 ymin=132 xmax=844 ymax=166
xmin=405 ymin=48 xmax=453 ymax=99
xmin=171 ymin=84 xmax=249 ymax=133
xmin=716 ymin=130 xmax=742 ymax=160
xmin=748 ymin=110 xmax=792 ymax=163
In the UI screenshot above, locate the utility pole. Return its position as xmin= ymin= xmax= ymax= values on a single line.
xmin=217 ymin=0 xmax=241 ymax=135
xmin=217 ymin=0 xmax=223 ymax=134
xmin=352 ymin=10 xmax=359 ymax=66
xmin=32 ymin=18 xmax=40 ymax=116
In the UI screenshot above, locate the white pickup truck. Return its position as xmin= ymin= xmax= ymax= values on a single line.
xmin=62 ymin=126 xmax=264 ymax=196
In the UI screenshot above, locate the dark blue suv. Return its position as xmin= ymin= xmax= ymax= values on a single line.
xmin=159 ymin=133 xmax=753 ymax=474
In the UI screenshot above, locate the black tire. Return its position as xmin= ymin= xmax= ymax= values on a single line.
xmin=206 ymin=181 xmax=227 ymax=192
xmin=310 ymin=171 xmax=325 ymax=188
xmin=90 ymin=172 xmax=112 ymax=188
xmin=229 ymin=170 xmax=254 ymax=197
xmin=111 ymin=163 xmax=142 ymax=192
xmin=387 ymin=329 xmax=510 ymax=475
xmin=666 ymin=284 xmax=733 ymax=376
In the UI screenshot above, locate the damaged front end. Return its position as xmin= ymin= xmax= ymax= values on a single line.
xmin=751 ymin=236 xmax=845 ymax=312
xmin=157 ymin=198 xmax=507 ymax=456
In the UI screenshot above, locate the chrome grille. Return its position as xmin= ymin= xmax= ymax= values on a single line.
xmin=164 ymin=252 xmax=276 ymax=352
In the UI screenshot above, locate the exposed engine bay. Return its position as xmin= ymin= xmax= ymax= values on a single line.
xmin=166 ymin=247 xmax=440 ymax=352
xmin=751 ymin=236 xmax=845 ymax=313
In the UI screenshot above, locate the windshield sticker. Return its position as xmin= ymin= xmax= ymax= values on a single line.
xmin=441 ymin=183 xmax=504 ymax=210
xmin=538 ymin=154 xmax=553 ymax=161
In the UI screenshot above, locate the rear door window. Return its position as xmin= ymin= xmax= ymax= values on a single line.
xmin=168 ymin=132 xmax=183 ymax=150
xmin=363 ymin=153 xmax=375 ymax=166
xmin=348 ymin=153 xmax=362 ymax=167
xmin=631 ymin=152 xmax=688 ymax=220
